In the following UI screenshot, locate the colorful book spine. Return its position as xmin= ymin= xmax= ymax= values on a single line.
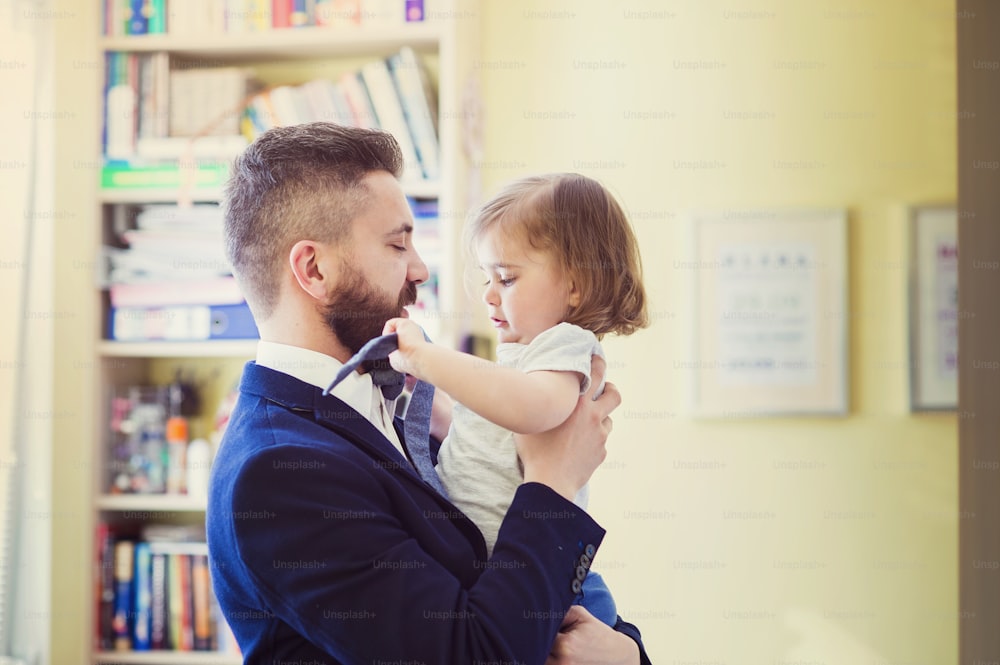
xmin=110 ymin=276 xmax=244 ymax=309
xmin=190 ymin=554 xmax=213 ymax=650
xmin=111 ymin=540 xmax=135 ymax=650
xmin=109 ymin=302 xmax=260 ymax=342
xmin=273 ymin=0 xmax=292 ymax=27
xmin=149 ymin=551 xmax=170 ymax=649
xmin=359 ymin=58 xmax=423 ymax=181
xmin=167 ymin=553 xmax=184 ymax=650
xmin=132 ymin=542 xmax=153 ymax=650
xmin=290 ymin=0 xmax=316 ymax=26
xmin=128 ymin=0 xmax=149 ymax=34
xmin=95 ymin=524 xmax=117 ymax=650
xmin=100 ymin=162 xmax=231 ymax=189
xmin=387 ymin=47 xmax=439 ymax=180
xmin=148 ymin=0 xmax=166 ymax=33
xmin=405 ymin=0 xmax=423 ymax=21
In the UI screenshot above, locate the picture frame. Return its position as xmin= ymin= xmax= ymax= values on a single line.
xmin=908 ymin=205 xmax=958 ymax=411
xmin=688 ymin=208 xmax=849 ymax=417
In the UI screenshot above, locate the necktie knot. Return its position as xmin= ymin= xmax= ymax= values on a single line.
xmin=324 ymin=332 xmax=448 ymax=497
xmin=325 ymin=333 xmax=405 ymax=400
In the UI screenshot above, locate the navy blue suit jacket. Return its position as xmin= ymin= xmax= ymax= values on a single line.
xmin=207 ymin=362 xmax=651 ymax=664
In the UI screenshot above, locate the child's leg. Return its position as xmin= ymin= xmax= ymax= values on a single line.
xmin=575 ymin=570 xmax=618 ymax=626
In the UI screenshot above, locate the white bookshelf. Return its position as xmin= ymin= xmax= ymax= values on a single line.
xmin=88 ymin=4 xmax=481 ymax=662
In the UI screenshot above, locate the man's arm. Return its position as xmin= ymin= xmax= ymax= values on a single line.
xmin=385 ymin=317 xmax=579 ymax=434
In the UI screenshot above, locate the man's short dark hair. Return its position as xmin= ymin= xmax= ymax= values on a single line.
xmin=224 ymin=122 xmax=403 ymax=320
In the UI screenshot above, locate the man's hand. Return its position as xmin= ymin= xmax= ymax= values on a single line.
xmin=547 ymin=606 xmax=640 ymax=665
xmin=383 ymin=317 xmax=430 ymax=378
xmin=516 ymin=355 xmax=621 ymax=502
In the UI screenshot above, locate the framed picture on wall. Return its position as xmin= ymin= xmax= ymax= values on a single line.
xmin=908 ymin=205 xmax=958 ymax=411
xmin=688 ymin=208 xmax=849 ymax=417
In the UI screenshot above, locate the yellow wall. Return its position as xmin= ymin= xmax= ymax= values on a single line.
xmin=478 ymin=1 xmax=958 ymax=662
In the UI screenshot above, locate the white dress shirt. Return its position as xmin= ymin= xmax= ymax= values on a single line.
xmin=255 ymin=340 xmax=405 ymax=457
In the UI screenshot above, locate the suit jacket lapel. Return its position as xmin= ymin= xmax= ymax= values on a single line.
xmin=241 ymin=362 xmax=479 ymax=543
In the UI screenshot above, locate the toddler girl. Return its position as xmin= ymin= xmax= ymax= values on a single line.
xmin=386 ymin=173 xmax=648 ymax=625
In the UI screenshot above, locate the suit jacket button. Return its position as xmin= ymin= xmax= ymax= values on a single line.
xmin=584 ymin=543 xmax=596 ymax=558
xmin=576 ymin=565 xmax=587 ymax=582
xmin=580 ymin=553 xmax=592 ymax=570
xmin=571 ymin=578 xmax=583 ymax=594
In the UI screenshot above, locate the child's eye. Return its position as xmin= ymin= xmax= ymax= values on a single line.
xmin=499 ymin=277 xmax=515 ymax=287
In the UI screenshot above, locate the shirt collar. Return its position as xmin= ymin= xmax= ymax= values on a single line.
xmin=255 ymin=340 xmax=377 ymax=423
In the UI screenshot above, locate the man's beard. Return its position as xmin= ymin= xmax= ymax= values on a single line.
xmin=321 ymin=261 xmax=418 ymax=355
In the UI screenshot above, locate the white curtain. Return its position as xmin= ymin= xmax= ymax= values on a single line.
xmin=0 ymin=1 xmax=54 ymax=663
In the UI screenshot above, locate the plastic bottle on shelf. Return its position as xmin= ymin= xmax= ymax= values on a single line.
xmin=165 ymin=415 xmax=189 ymax=494
xmin=186 ymin=437 xmax=211 ymax=500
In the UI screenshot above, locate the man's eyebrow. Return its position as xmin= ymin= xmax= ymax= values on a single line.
xmin=383 ymin=222 xmax=414 ymax=237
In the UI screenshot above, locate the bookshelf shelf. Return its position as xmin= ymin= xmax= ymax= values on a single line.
xmin=93 ymin=651 xmax=241 ymax=665
xmin=98 ymin=340 xmax=258 ymax=358
xmin=100 ymin=23 xmax=444 ymax=60
xmin=96 ymin=494 xmax=208 ymax=512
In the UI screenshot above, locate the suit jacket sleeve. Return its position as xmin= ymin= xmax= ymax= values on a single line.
xmin=227 ymin=439 xmax=610 ymax=664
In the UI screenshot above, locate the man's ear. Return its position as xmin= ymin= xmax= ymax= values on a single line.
xmin=288 ymin=240 xmax=331 ymax=301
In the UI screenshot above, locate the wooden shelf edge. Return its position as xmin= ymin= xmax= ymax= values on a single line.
xmin=100 ymin=22 xmax=443 ymax=58
xmin=99 ymin=180 xmax=438 ymax=204
xmin=93 ymin=650 xmax=241 ymax=664
xmin=99 ymin=188 xmax=225 ymax=204
xmin=96 ymin=495 xmax=209 ymax=512
xmin=98 ymin=340 xmax=258 ymax=358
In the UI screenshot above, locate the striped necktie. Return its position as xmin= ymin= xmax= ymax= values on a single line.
xmin=325 ymin=333 xmax=447 ymax=497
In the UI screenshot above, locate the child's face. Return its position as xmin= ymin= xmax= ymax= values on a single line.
xmin=476 ymin=230 xmax=579 ymax=345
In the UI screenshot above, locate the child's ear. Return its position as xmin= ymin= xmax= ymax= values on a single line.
xmin=567 ymin=278 xmax=581 ymax=308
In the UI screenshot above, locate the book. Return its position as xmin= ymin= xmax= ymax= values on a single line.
xmin=105 ymin=53 xmax=138 ymax=160
xmin=95 ymin=524 xmax=117 ymax=650
xmin=149 ymin=551 xmax=170 ymax=649
xmin=338 ymin=71 xmax=379 ymax=129
xmin=110 ymin=276 xmax=244 ymax=308
xmin=359 ymin=58 xmax=423 ymax=180
xmin=167 ymin=553 xmax=186 ymax=650
xmin=290 ymin=0 xmax=316 ymax=26
xmin=316 ymin=0 xmax=360 ymax=27
xmin=405 ymin=0 xmax=424 ymax=21
xmin=135 ymin=135 xmax=248 ymax=161
xmin=100 ymin=161 xmax=230 ymax=189
xmin=387 ymin=47 xmax=439 ymax=180
xmin=111 ymin=539 xmax=135 ymax=650
xmin=169 ymin=67 xmax=258 ymax=138
xmin=128 ymin=0 xmax=149 ymax=34
xmin=109 ymin=302 xmax=260 ymax=341
xmin=268 ymin=84 xmax=311 ymax=126
xmin=190 ymin=554 xmax=213 ymax=650
xmin=148 ymin=0 xmax=166 ymax=33
xmin=273 ymin=0 xmax=292 ymax=27
xmin=132 ymin=541 xmax=153 ymax=650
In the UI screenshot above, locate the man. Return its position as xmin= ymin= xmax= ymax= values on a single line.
xmin=207 ymin=122 xmax=651 ymax=664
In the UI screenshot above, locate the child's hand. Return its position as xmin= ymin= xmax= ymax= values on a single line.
xmin=383 ymin=317 xmax=429 ymax=378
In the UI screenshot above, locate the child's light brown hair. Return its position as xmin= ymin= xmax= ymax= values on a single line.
xmin=466 ymin=173 xmax=648 ymax=339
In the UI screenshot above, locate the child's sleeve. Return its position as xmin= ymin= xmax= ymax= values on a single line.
xmin=514 ymin=323 xmax=605 ymax=394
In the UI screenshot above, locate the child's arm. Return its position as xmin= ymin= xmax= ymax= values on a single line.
xmin=384 ymin=318 xmax=580 ymax=434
